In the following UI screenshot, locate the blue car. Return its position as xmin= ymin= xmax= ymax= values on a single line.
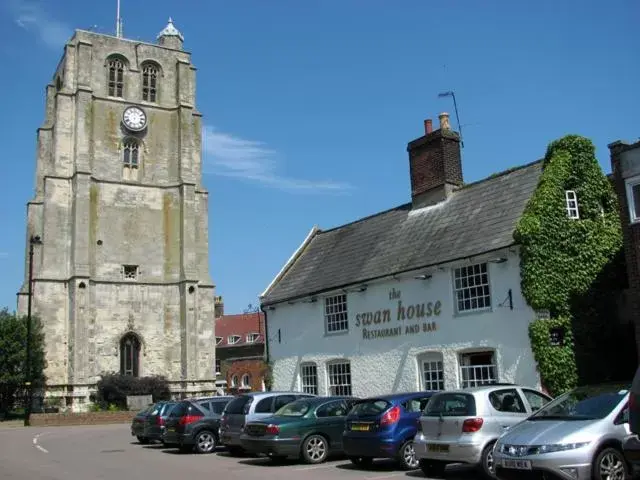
xmin=342 ymin=391 xmax=436 ymax=470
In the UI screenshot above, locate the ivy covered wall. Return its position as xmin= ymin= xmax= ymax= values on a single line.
xmin=514 ymin=135 xmax=635 ymax=396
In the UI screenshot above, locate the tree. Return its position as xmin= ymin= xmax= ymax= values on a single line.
xmin=0 ymin=308 xmax=47 ymax=415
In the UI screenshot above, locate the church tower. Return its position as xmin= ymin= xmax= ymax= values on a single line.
xmin=17 ymin=19 xmax=217 ymax=408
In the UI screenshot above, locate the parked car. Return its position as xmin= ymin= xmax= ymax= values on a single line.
xmin=414 ymin=384 xmax=552 ymax=478
xmin=342 ymin=391 xmax=436 ymax=470
xmin=131 ymin=401 xmax=176 ymax=444
xmin=219 ymin=391 xmax=316 ymax=455
xmin=162 ymin=396 xmax=233 ymax=453
xmin=623 ymin=366 xmax=640 ymax=469
xmin=240 ymin=396 xmax=358 ymax=464
xmin=493 ymin=382 xmax=631 ymax=480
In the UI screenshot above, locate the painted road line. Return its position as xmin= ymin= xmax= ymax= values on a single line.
xmin=32 ymin=433 xmax=49 ymax=453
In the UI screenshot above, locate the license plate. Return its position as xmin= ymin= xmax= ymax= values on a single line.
xmin=166 ymin=427 xmax=175 ymax=432
xmin=427 ymin=444 xmax=450 ymax=453
xmin=501 ymin=459 xmax=532 ymax=470
xmin=351 ymin=424 xmax=370 ymax=431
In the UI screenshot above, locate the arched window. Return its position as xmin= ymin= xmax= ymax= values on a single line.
xmin=142 ymin=63 xmax=159 ymax=102
xmin=122 ymin=138 xmax=139 ymax=169
xmin=241 ymin=374 xmax=250 ymax=388
xmin=231 ymin=375 xmax=239 ymax=388
xmin=107 ymin=57 xmax=125 ymax=97
xmin=120 ymin=333 xmax=141 ymax=377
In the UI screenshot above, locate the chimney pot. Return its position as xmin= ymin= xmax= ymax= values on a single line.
xmin=438 ymin=112 xmax=451 ymax=130
xmin=424 ymin=119 xmax=433 ymax=134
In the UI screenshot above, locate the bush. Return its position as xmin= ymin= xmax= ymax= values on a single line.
xmin=93 ymin=374 xmax=171 ymax=410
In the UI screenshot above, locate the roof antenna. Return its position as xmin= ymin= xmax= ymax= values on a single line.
xmin=438 ymin=90 xmax=464 ymax=148
xmin=115 ymin=0 xmax=123 ymax=37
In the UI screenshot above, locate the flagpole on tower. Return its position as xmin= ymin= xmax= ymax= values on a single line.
xmin=116 ymin=0 xmax=122 ymax=37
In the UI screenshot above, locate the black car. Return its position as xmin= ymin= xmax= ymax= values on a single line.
xmin=162 ymin=396 xmax=233 ymax=453
xmin=130 ymin=401 xmax=177 ymax=443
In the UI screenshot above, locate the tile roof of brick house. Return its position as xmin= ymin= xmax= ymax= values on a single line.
xmin=215 ymin=312 xmax=265 ymax=347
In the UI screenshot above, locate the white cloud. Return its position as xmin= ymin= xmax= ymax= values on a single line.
xmin=10 ymin=0 xmax=72 ymax=50
xmin=202 ymin=126 xmax=353 ymax=194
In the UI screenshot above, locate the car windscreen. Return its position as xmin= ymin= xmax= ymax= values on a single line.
xmin=424 ymin=393 xmax=477 ymax=417
xmin=529 ymin=385 xmax=629 ymax=421
xmin=349 ymin=399 xmax=391 ymax=416
xmin=275 ymin=399 xmax=311 ymax=417
xmin=224 ymin=395 xmax=251 ymax=415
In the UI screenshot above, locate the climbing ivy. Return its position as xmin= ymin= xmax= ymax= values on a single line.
xmin=514 ymin=135 xmax=624 ymax=396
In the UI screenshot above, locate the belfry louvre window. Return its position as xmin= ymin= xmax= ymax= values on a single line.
xmin=324 ymin=294 xmax=348 ymax=333
xmin=107 ymin=58 xmax=124 ymax=97
xmin=142 ymin=64 xmax=158 ymax=102
xmin=453 ymin=262 xmax=491 ymax=313
xmin=300 ymin=363 xmax=318 ymax=395
xmin=327 ymin=361 xmax=352 ymax=396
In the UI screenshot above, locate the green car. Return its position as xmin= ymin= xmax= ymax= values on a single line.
xmin=239 ymin=396 xmax=359 ymax=464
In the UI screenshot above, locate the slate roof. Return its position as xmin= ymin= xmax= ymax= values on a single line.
xmin=215 ymin=313 xmax=265 ymax=347
xmin=261 ymin=160 xmax=544 ymax=305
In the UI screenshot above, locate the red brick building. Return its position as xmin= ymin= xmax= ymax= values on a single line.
xmin=610 ymin=139 xmax=640 ymax=358
xmin=215 ymin=312 xmax=266 ymax=394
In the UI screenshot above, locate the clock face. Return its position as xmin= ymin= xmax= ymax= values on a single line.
xmin=122 ymin=106 xmax=147 ymax=131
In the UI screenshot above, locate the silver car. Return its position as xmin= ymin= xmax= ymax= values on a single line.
xmin=414 ymin=384 xmax=552 ymax=477
xmin=493 ymin=382 xmax=631 ymax=480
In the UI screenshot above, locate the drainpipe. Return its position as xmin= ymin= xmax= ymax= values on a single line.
xmin=260 ymin=304 xmax=270 ymax=391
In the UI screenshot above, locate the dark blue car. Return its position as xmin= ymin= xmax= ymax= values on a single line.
xmin=342 ymin=391 xmax=436 ymax=470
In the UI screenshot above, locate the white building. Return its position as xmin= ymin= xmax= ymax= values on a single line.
xmin=259 ymin=113 xmax=545 ymax=398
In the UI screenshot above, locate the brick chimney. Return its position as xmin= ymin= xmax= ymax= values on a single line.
xmin=407 ymin=112 xmax=463 ymax=208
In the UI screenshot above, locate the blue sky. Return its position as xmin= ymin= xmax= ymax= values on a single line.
xmin=0 ymin=0 xmax=638 ymax=315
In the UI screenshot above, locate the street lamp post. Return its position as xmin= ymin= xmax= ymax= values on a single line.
xmin=24 ymin=235 xmax=42 ymax=427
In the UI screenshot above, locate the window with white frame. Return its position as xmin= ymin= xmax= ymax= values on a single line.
xmin=300 ymin=363 xmax=318 ymax=395
xmin=324 ymin=294 xmax=348 ymax=333
xmin=626 ymin=177 xmax=640 ymax=223
xmin=231 ymin=375 xmax=238 ymax=388
xmin=419 ymin=353 xmax=445 ymax=391
xmin=241 ymin=373 xmax=250 ymax=388
xmin=215 ymin=358 xmax=221 ymax=375
xmin=453 ymin=262 xmax=491 ymax=313
xmin=215 ymin=337 xmax=223 ymax=346
xmin=327 ymin=361 xmax=352 ymax=396
xmin=246 ymin=333 xmax=259 ymax=344
xmin=459 ymin=351 xmax=497 ymax=388
xmin=227 ymin=335 xmax=241 ymax=345
xmin=565 ymin=190 xmax=579 ymax=219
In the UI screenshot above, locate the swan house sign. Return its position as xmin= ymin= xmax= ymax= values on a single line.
xmin=355 ymin=288 xmax=441 ymax=340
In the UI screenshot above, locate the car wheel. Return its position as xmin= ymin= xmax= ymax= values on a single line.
xmin=593 ymin=447 xmax=630 ymax=480
xmin=480 ymin=442 xmax=497 ymax=478
xmin=194 ymin=430 xmax=217 ymax=454
xmin=301 ymin=434 xmax=328 ymax=464
xmin=419 ymin=459 xmax=446 ymax=478
xmin=349 ymin=456 xmax=373 ymax=468
xmin=398 ymin=440 xmax=420 ymax=470
xmin=136 ymin=436 xmax=150 ymax=444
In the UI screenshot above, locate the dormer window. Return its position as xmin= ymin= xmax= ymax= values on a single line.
xmin=215 ymin=337 xmax=222 ymax=346
xmin=246 ymin=333 xmax=259 ymax=344
xmin=227 ymin=335 xmax=241 ymax=345
xmin=565 ymin=190 xmax=579 ymax=219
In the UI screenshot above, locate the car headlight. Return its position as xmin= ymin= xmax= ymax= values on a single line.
xmin=536 ymin=442 xmax=591 ymax=454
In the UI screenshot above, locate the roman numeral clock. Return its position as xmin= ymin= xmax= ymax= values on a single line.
xmin=122 ymin=105 xmax=147 ymax=132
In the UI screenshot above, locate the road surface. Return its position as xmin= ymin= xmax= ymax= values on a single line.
xmin=0 ymin=423 xmax=479 ymax=480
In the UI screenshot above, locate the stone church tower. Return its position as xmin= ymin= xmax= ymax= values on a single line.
xmin=17 ymin=19 xmax=217 ymax=409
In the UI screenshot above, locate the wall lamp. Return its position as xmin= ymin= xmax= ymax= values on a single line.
xmin=489 ymin=257 xmax=508 ymax=264
xmin=414 ymin=274 xmax=432 ymax=280
xmin=356 ymin=284 xmax=367 ymax=292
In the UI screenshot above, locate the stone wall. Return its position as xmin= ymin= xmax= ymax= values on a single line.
xmin=30 ymin=411 xmax=136 ymax=427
